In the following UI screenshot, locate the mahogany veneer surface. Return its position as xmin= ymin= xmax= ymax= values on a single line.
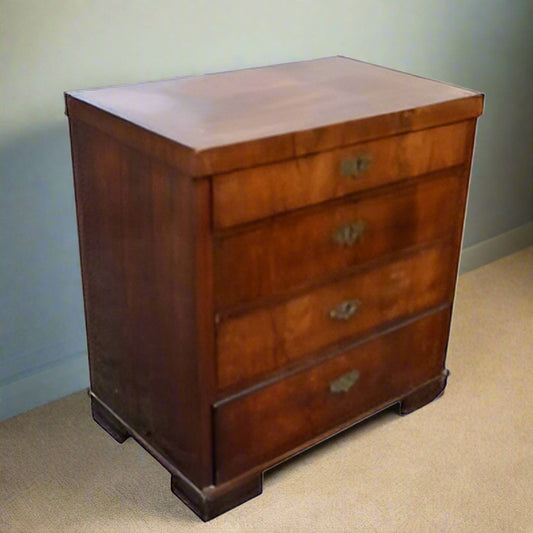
xmin=66 ymin=56 xmax=483 ymax=521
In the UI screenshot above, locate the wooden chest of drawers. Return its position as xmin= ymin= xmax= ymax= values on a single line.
xmin=65 ymin=57 xmax=483 ymax=520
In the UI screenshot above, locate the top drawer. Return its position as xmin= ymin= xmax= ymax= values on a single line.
xmin=213 ymin=121 xmax=472 ymax=228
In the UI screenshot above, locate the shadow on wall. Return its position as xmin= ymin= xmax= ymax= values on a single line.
xmin=0 ymin=124 xmax=88 ymax=420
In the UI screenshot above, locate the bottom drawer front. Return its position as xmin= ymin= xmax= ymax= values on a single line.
xmin=214 ymin=308 xmax=450 ymax=482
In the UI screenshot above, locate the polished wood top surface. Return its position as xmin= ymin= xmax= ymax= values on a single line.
xmin=67 ymin=56 xmax=481 ymax=151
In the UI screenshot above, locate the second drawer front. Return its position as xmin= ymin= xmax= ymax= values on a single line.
xmin=215 ymin=170 xmax=463 ymax=310
xmin=214 ymin=308 xmax=450 ymax=482
xmin=216 ymin=242 xmax=456 ymax=390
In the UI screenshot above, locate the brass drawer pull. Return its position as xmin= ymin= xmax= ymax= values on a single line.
xmin=329 ymin=299 xmax=361 ymax=321
xmin=332 ymin=220 xmax=366 ymax=246
xmin=330 ymin=370 xmax=360 ymax=394
xmin=340 ymin=154 xmax=371 ymax=177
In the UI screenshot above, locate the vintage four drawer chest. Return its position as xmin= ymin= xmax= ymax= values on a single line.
xmin=66 ymin=57 xmax=483 ymax=520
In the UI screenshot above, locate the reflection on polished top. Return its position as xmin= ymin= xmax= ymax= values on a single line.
xmin=68 ymin=56 xmax=481 ymax=150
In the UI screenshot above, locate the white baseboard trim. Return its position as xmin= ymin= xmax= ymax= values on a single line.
xmin=459 ymin=221 xmax=533 ymax=274
xmin=0 ymin=354 xmax=89 ymax=422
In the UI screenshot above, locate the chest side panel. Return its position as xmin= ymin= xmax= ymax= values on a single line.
xmin=68 ymin=117 xmax=213 ymax=487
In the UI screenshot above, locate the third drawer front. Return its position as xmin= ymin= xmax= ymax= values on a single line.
xmin=216 ymin=242 xmax=456 ymax=390
xmin=215 ymin=170 xmax=463 ymax=310
xmin=214 ymin=308 xmax=451 ymax=482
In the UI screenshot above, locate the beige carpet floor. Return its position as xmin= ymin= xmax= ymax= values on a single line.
xmin=1 ymin=247 xmax=532 ymax=532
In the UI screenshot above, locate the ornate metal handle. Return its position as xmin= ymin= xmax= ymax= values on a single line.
xmin=340 ymin=154 xmax=371 ymax=177
xmin=330 ymin=370 xmax=360 ymax=394
xmin=332 ymin=220 xmax=366 ymax=246
xmin=329 ymin=299 xmax=361 ymax=321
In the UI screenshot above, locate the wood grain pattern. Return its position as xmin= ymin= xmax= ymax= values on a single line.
xmin=215 ymin=169 xmax=463 ymax=310
xmin=215 ymin=308 xmax=450 ymax=482
xmin=216 ymin=243 xmax=455 ymax=390
xmin=67 ymin=57 xmax=480 ymax=152
xmin=69 ymin=118 xmax=212 ymax=487
xmin=213 ymin=121 xmax=470 ymax=228
xmin=66 ymin=57 xmax=483 ymax=177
